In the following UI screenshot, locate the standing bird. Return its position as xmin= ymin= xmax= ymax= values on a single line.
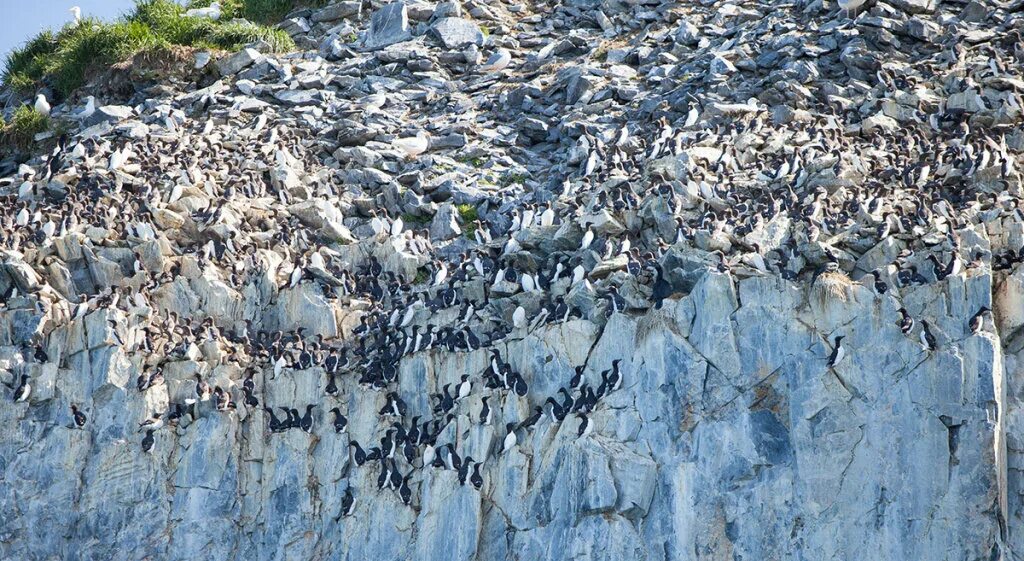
xmin=141 ymin=429 xmax=156 ymax=453
xmin=920 ymin=321 xmax=936 ymax=352
xmin=577 ymin=414 xmax=592 ymax=438
xmin=34 ymin=93 xmax=50 ymax=116
xmin=69 ymin=6 xmax=82 ymax=26
xmin=71 ymin=404 xmax=87 ymax=428
xmin=502 ymin=422 xmax=518 ymax=453
xmin=898 ymin=308 xmax=914 ymax=335
xmin=341 ymin=488 xmax=355 ymax=517
xmin=827 ymin=335 xmax=845 ymax=368
xmin=969 ymin=307 xmax=990 ymax=335
xmin=13 ymin=374 xmax=31 ymax=402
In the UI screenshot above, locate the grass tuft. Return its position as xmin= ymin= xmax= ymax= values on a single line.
xmin=2 ymin=0 xmax=298 ymax=98
xmin=1 ymin=106 xmax=50 ymax=150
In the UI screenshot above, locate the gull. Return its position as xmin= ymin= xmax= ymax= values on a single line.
xmin=34 ymin=93 xmax=50 ymax=116
xmin=479 ymin=48 xmax=511 ymax=73
xmin=186 ymin=1 xmax=222 ymax=20
xmin=72 ymin=96 xmax=95 ymax=121
xmin=393 ymin=132 xmax=429 ymax=158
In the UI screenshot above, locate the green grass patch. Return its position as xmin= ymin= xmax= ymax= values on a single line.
xmin=1 ymin=106 xmax=50 ymax=151
xmin=187 ymin=0 xmax=329 ymax=24
xmin=3 ymin=0 xmax=296 ymax=98
xmin=402 ymin=213 xmax=432 ymax=226
xmin=457 ymin=155 xmax=486 ymax=168
xmin=500 ymin=171 xmax=528 ymax=187
xmin=456 ymin=203 xmax=478 ymax=224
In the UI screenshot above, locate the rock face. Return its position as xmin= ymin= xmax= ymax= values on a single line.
xmin=0 ymin=266 xmax=1009 ymax=561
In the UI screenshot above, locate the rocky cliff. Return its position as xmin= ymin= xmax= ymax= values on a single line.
xmin=2 ymin=0 xmax=1024 ymax=560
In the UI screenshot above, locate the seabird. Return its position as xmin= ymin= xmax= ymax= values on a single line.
xmin=470 ymin=463 xmax=484 ymax=490
xmin=827 ymin=335 xmax=845 ymax=368
xmin=501 ymin=422 xmax=517 ymax=453
xmin=920 ymin=320 xmax=937 ymax=351
xmin=479 ymin=48 xmax=511 ymax=72
xmin=577 ymin=414 xmax=592 ymax=438
xmin=34 ymin=93 xmax=50 ymax=116
xmin=13 ymin=374 xmax=30 ymax=402
xmin=341 ymin=488 xmax=355 ymax=517
xmin=71 ymin=404 xmax=87 ymax=427
xmin=330 ymin=407 xmax=348 ymax=433
xmin=141 ymin=429 xmax=156 ymax=453
xmin=479 ymin=396 xmax=492 ymax=425
xmin=969 ymin=307 xmax=990 ymax=335
xmin=898 ymin=308 xmax=914 ymax=335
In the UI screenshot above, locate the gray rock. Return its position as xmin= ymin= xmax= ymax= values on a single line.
xmin=216 ymin=47 xmax=262 ymax=75
xmin=311 ymin=1 xmax=361 ymax=22
xmin=363 ymin=2 xmax=411 ymax=50
xmin=429 ymin=17 xmax=485 ymax=49
xmin=83 ymin=105 xmax=133 ymax=127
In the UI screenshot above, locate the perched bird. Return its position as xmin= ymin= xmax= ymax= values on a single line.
xmin=969 ymin=307 xmax=990 ymax=335
xmin=920 ymin=321 xmax=936 ymax=351
xmin=393 ymin=132 xmax=430 ymax=158
xmin=141 ymin=429 xmax=156 ymax=453
xmin=185 ymin=1 xmax=222 ymax=20
xmin=479 ymin=48 xmax=511 ymax=72
xmin=69 ymin=6 xmax=82 ymax=26
xmin=71 ymin=404 xmax=87 ymax=428
xmin=34 ymin=93 xmax=51 ymax=116
xmin=898 ymin=308 xmax=914 ymax=335
xmin=827 ymin=335 xmax=845 ymax=368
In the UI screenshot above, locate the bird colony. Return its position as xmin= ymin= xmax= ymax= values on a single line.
xmin=2 ymin=0 xmax=1024 ymax=560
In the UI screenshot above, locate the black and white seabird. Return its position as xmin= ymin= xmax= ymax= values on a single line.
xmin=920 ymin=320 xmax=936 ymax=351
xmin=341 ymin=488 xmax=355 ymax=517
xmin=898 ymin=308 xmax=914 ymax=334
xmin=479 ymin=396 xmax=492 ymax=426
xmin=827 ymin=335 xmax=845 ymax=368
xmin=577 ymin=414 xmax=592 ymax=438
xmin=141 ymin=429 xmax=156 ymax=453
xmin=969 ymin=307 xmax=990 ymax=335
xmin=299 ymin=404 xmax=314 ymax=433
xmin=502 ymin=422 xmax=517 ymax=453
xmin=71 ymin=404 xmax=87 ymax=428
xmin=470 ymin=462 xmax=484 ymax=490
xmin=330 ymin=407 xmax=348 ymax=433
xmin=13 ymin=374 xmax=30 ymax=402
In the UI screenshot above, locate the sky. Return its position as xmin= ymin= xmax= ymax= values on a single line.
xmin=0 ymin=0 xmax=138 ymax=71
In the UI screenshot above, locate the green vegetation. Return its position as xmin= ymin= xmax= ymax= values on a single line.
xmin=500 ymin=171 xmax=529 ymax=187
xmin=457 ymin=155 xmax=486 ymax=168
xmin=456 ymin=203 xmax=479 ymax=239
xmin=2 ymin=0 xmax=296 ymax=98
xmin=1 ymin=106 xmax=50 ymax=150
xmin=402 ymin=213 xmax=432 ymax=226
xmin=188 ymin=0 xmax=328 ymax=24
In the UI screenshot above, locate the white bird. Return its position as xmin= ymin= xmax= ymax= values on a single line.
xmin=512 ymin=306 xmax=526 ymax=329
xmin=69 ymin=6 xmax=81 ymax=26
xmin=185 ymin=1 xmax=222 ymax=20
xmin=34 ymin=93 xmax=50 ymax=116
xmin=521 ymin=274 xmax=535 ymax=293
xmin=684 ymin=105 xmax=699 ymax=127
xmin=18 ymin=180 xmax=33 ymax=199
xmin=390 ymin=214 xmax=404 ymax=237
xmin=479 ymin=48 xmax=511 ymax=73
xmin=580 ymin=226 xmax=594 ymax=250
xmin=540 ymin=205 xmax=555 ymax=227
xmin=393 ymin=132 xmax=429 ymax=158
xmin=108 ymin=148 xmax=126 ymax=170
xmin=502 ymin=424 xmax=518 ymax=453
xmin=72 ymin=95 xmax=95 ymax=121
xmin=16 ymin=207 xmax=29 ymax=227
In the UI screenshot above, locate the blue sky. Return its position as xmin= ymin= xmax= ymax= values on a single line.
xmin=1 ymin=0 xmax=138 ymax=71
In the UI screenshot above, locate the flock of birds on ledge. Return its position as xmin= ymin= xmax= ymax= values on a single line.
xmin=3 ymin=1 xmax=1022 ymax=512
